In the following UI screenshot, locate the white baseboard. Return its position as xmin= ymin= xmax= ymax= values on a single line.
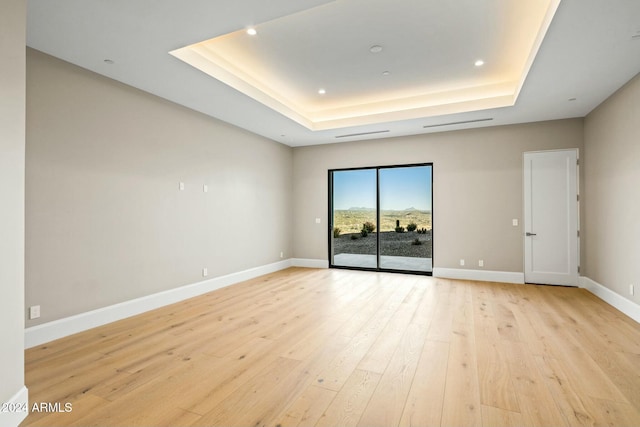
xmin=25 ymin=259 xmax=293 ymax=349
xmin=580 ymin=276 xmax=640 ymax=323
xmin=0 ymin=386 xmax=28 ymax=427
xmin=292 ymin=258 xmax=329 ymax=269
xmin=433 ymin=267 xmax=525 ymax=284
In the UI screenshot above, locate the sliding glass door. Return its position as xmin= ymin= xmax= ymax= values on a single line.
xmin=378 ymin=165 xmax=432 ymax=272
xmin=329 ymin=163 xmax=433 ymax=274
xmin=330 ymin=169 xmax=378 ymax=269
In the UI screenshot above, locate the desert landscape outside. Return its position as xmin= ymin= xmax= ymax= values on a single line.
xmin=330 ymin=165 xmax=433 ymax=268
xmin=332 ymin=208 xmax=432 ymax=234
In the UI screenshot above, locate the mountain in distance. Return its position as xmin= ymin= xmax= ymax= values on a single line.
xmin=341 ymin=206 xmax=432 ymax=213
xmin=397 ymin=207 xmax=431 ymax=212
xmin=345 ymin=207 xmax=375 ymax=211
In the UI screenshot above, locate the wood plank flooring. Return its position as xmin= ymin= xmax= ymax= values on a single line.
xmin=21 ymin=268 xmax=640 ymax=426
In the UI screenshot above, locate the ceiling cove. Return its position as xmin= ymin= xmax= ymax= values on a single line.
xmin=171 ymin=0 xmax=561 ymax=131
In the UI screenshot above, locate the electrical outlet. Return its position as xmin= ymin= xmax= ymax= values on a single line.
xmin=479 ymin=260 xmax=484 ymax=267
xmin=202 ymin=267 xmax=208 ymax=277
xmin=179 ymin=182 xmax=185 ymax=191
xmin=280 ymin=252 xmax=284 ymax=258
xmin=630 ymin=284 xmax=635 ymax=296
xmin=29 ymin=305 xmax=41 ymax=320
xmin=460 ymin=259 xmax=465 ymax=266
xmin=203 ymin=184 xmax=208 ymax=193
xmin=512 ymin=219 xmax=519 ymax=226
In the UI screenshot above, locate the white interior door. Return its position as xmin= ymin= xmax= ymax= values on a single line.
xmin=524 ymin=150 xmax=579 ymax=286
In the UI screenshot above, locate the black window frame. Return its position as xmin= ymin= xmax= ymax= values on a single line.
xmin=327 ymin=162 xmax=434 ymax=276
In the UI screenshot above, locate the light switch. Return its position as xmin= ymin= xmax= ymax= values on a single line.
xmin=512 ymin=219 xmax=518 ymax=226
xmin=315 ymin=218 xmax=321 ymax=224
xmin=179 ymin=182 xmax=185 ymax=191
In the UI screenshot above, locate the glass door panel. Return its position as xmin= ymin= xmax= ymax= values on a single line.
xmin=379 ymin=166 xmax=432 ymax=272
xmin=329 ymin=164 xmax=432 ymax=274
xmin=330 ymin=169 xmax=378 ymax=269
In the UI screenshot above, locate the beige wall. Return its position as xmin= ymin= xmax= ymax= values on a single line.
xmin=26 ymin=49 xmax=293 ymax=326
xmin=584 ymin=72 xmax=640 ymax=305
xmin=0 ymin=0 xmax=26 ymax=412
xmin=293 ymin=119 xmax=584 ymax=272
xmin=24 ymin=41 xmax=638 ymax=333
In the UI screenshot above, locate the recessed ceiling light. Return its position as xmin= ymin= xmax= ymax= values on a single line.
xmin=103 ymin=59 xmax=114 ymax=64
xmin=318 ymin=89 xmax=326 ymax=95
xmin=474 ymin=60 xmax=485 ymax=67
xmin=382 ymin=71 xmax=391 ymax=76
xmin=369 ymin=45 xmax=383 ymax=54
xmin=247 ymin=28 xmax=257 ymax=36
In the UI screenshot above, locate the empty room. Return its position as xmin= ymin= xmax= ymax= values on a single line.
xmin=2 ymin=0 xmax=640 ymax=426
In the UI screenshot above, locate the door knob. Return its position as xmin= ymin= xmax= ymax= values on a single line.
xmin=525 ymin=232 xmax=537 ymax=236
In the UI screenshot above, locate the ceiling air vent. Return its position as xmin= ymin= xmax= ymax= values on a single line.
xmin=423 ymin=118 xmax=493 ymax=129
xmin=335 ymin=130 xmax=390 ymax=138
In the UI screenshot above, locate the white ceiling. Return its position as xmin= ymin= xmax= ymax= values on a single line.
xmin=27 ymin=0 xmax=640 ymax=147
xmin=170 ymin=0 xmax=557 ymax=131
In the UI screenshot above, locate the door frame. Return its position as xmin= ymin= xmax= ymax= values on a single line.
xmin=523 ymin=149 xmax=580 ymax=286
xmin=327 ymin=163 xmax=434 ymax=276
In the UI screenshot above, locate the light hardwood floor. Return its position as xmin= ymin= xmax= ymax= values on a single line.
xmin=22 ymin=268 xmax=640 ymax=426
